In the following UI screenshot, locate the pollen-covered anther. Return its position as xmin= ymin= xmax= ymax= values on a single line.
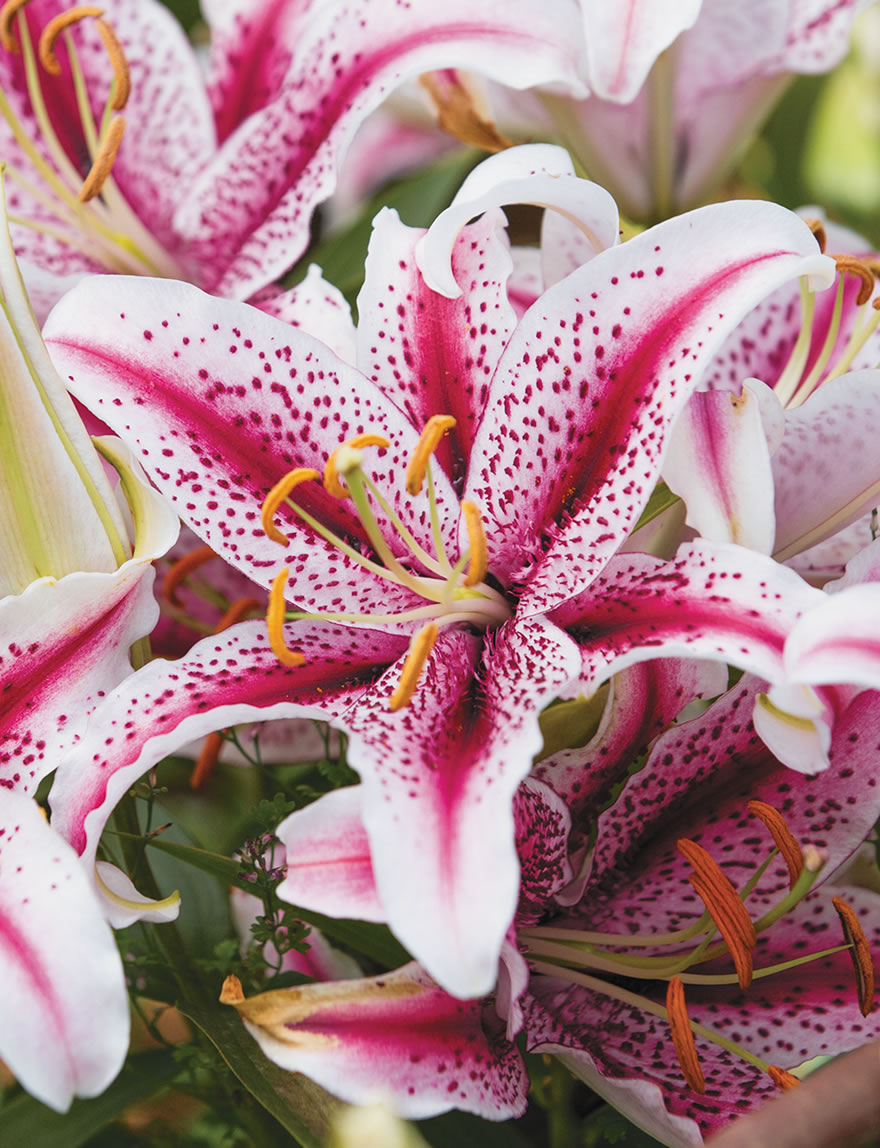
xmin=78 ymin=115 xmax=125 ymax=202
xmin=747 ymin=799 xmax=804 ymax=889
xmin=389 ymin=622 xmax=438 ymax=711
xmin=767 ymin=1065 xmax=801 ymax=1091
xmin=832 ymin=254 xmax=876 ymax=307
xmin=162 ymin=543 xmax=217 ymax=606
xmin=804 ymin=218 xmax=827 ymax=254
xmin=832 ymin=895 xmax=876 ymax=1017
xmin=678 ymin=838 xmax=756 ymax=990
xmin=406 ymin=414 xmax=456 ymax=495
xmin=323 ymin=434 xmax=389 ymax=499
xmin=666 ymin=977 xmax=706 ymax=1095
xmin=220 ymin=974 xmax=246 ymax=1005
xmin=261 ymin=467 xmax=320 ymax=546
xmin=0 ymin=0 xmax=30 ymax=53
xmin=461 ymin=500 xmax=488 ymax=587
xmin=267 ymin=569 xmax=305 ymax=668
xmin=38 ymin=6 xmax=103 ymax=70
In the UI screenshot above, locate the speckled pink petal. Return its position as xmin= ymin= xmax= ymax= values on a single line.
xmin=44 ymin=276 xmax=461 ymax=616
xmin=357 ymin=206 xmax=516 ymax=479
xmin=277 ymin=785 xmax=386 ymax=923
xmin=514 ymin=778 xmax=573 ymax=927
xmin=174 ymin=0 xmax=588 ymax=298
xmin=779 ymin=582 xmax=880 ymax=692
xmin=0 ymin=792 xmax=128 ymax=1112
xmin=664 ymin=381 xmax=776 ymax=553
xmin=233 ymin=962 xmax=528 ymax=1119
xmin=464 ymin=200 xmax=832 ymax=610
xmin=341 ymin=618 xmax=581 ymax=999
xmin=48 ymin=619 xmax=407 ymax=872
xmin=550 ymin=539 xmax=824 ymax=696
xmin=249 ymin=265 xmax=357 ymax=365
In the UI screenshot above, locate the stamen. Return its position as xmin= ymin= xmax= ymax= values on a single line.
xmin=460 ymin=500 xmax=488 ymax=587
xmin=832 ymin=896 xmax=876 ymax=1017
xmin=747 ymin=800 xmax=803 ymax=889
xmin=0 ymin=0 xmax=29 ymax=52
xmin=666 ymin=977 xmax=706 ymax=1094
xmin=95 ymin=18 xmax=129 ymax=109
xmin=214 ymin=596 xmax=262 ymax=633
xmin=767 ymin=1065 xmax=801 ymax=1091
xmin=261 ymin=467 xmax=320 ymax=546
xmin=389 ymin=622 xmax=438 ymax=711
xmin=220 ymin=974 xmax=246 ymax=1005
xmin=190 ymin=730 xmax=224 ymax=791
xmin=266 ymin=569 xmax=305 ymax=667
xmin=162 ymin=543 xmax=217 ymax=606
xmin=832 ymin=254 xmax=876 ymax=307
xmin=406 ymin=415 xmax=456 ymax=495
xmin=678 ymin=838 xmax=756 ymax=990
xmin=78 ymin=114 xmax=124 ymax=202
xmin=38 ymin=6 xmax=103 ymax=73
xmin=324 ymin=433 xmax=389 ymax=498
xmin=804 ymin=218 xmax=827 ymax=253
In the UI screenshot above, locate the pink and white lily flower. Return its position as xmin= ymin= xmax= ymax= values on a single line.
xmin=225 ymin=673 xmax=880 ymax=1143
xmin=0 ymin=0 xmax=587 ymax=318
xmin=42 ymin=158 xmax=836 ymax=999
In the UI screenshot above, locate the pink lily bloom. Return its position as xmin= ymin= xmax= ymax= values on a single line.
xmin=226 ymin=671 xmax=880 ymax=1142
xmin=0 ymin=0 xmax=587 ymax=318
xmin=42 ymin=154 xmax=835 ymax=999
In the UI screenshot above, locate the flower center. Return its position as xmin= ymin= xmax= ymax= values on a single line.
xmin=260 ymin=414 xmax=512 ymax=708
xmin=0 ymin=0 xmax=181 ymax=277
xmin=774 ymin=224 xmax=880 ymax=409
xmin=520 ymin=800 xmax=875 ymax=1095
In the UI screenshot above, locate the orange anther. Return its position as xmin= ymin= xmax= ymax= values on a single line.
xmin=804 ymin=218 xmax=827 ymax=254
xmin=389 ymin=622 xmax=438 ymax=711
xmin=832 ymin=896 xmax=876 ymax=1017
xmin=0 ymin=0 xmax=31 ymax=53
xmin=261 ymin=467 xmax=320 ymax=546
xmin=767 ymin=1065 xmax=801 ymax=1091
xmin=833 ymin=254 xmax=876 ymax=307
xmin=162 ymin=543 xmax=217 ymax=606
xmin=38 ymin=6 xmax=103 ymax=72
xmin=219 ymin=974 xmax=245 ymax=1005
xmin=323 ymin=434 xmax=389 ymax=499
xmin=460 ymin=500 xmax=488 ymax=587
xmin=266 ymin=569 xmax=305 ymax=668
xmin=747 ymin=800 xmax=804 ymax=889
xmin=678 ymin=838 xmax=756 ymax=990
xmin=406 ymin=415 xmax=455 ymax=495
xmin=666 ymin=978 xmax=706 ymax=1095
xmin=190 ymin=730 xmax=223 ymax=791
xmin=78 ymin=114 xmax=125 ymax=202
xmin=213 ymin=596 xmax=262 ymax=634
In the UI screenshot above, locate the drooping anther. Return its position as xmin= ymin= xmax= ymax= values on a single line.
xmin=460 ymin=500 xmax=488 ymax=587
xmin=219 ymin=974 xmax=246 ymax=1005
xmin=832 ymin=895 xmax=876 ymax=1017
xmin=419 ymin=70 xmax=513 ymax=154
xmin=213 ymin=596 xmax=262 ymax=634
xmin=389 ymin=621 xmax=438 ymax=711
xmin=266 ymin=568 xmax=305 ymax=668
xmin=78 ymin=114 xmax=125 ymax=202
xmin=406 ymin=415 xmax=456 ymax=495
xmin=804 ymin=218 xmax=827 ymax=254
xmin=190 ymin=730 xmax=224 ymax=791
xmin=323 ymin=434 xmax=389 ymax=499
xmin=0 ymin=0 xmax=31 ymax=53
xmin=747 ymin=800 xmax=804 ymax=889
xmin=666 ymin=977 xmax=706 ymax=1095
xmin=767 ymin=1065 xmax=801 ymax=1091
xmin=678 ymin=838 xmax=756 ymax=990
xmin=261 ymin=468 xmax=320 ymax=546
xmin=832 ymin=255 xmax=876 ymax=307
xmin=38 ymin=8 xmax=130 ymax=109
xmin=162 ymin=543 xmax=217 ymax=606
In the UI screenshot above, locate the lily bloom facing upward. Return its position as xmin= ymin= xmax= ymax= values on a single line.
xmin=224 ymin=673 xmax=880 ymax=1145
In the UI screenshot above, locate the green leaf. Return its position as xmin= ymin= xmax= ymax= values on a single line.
xmin=179 ymin=1000 xmax=340 ymax=1148
xmin=0 ymin=1050 xmax=177 ymax=1148
xmin=145 ymin=836 xmax=411 ymax=968
xmin=420 ymin=1110 xmax=534 ymax=1147
xmin=536 ymin=689 xmax=609 ymax=761
xmin=632 ymin=481 xmax=681 ymax=533
xmin=582 ymin=1104 xmax=665 ymax=1147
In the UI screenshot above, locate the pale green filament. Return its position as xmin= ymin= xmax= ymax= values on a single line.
xmin=774 ymin=278 xmax=816 ymax=407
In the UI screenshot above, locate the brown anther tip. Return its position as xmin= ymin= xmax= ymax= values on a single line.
xmin=832 ymin=896 xmax=876 ymax=1017
xmin=666 ymin=978 xmax=706 ymax=1095
xmin=804 ymin=218 xmax=827 ymax=254
xmin=419 ymin=70 xmax=513 ymax=154
xmin=38 ymin=5 xmax=104 ymax=74
xmin=767 ymin=1065 xmax=801 ymax=1091
xmin=78 ymin=114 xmax=125 ymax=202
xmin=190 ymin=730 xmax=224 ymax=791
xmin=0 ymin=0 xmax=31 ymax=53
xmin=219 ymin=975 xmax=245 ymax=1005
xmin=832 ymin=254 xmax=876 ymax=306
xmin=747 ymin=799 xmax=804 ymax=889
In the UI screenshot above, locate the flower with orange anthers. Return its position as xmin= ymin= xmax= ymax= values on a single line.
xmin=221 ymin=674 xmax=880 ymax=1142
xmin=43 ymin=155 xmax=839 ymax=1000
xmin=0 ymin=0 xmax=588 ymax=318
